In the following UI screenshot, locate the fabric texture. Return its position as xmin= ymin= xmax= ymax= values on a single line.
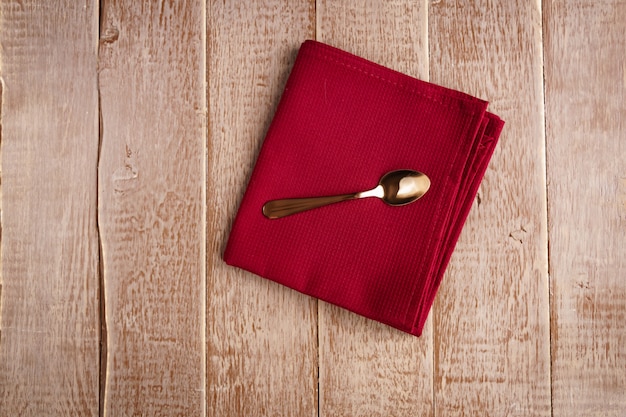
xmin=224 ymin=40 xmax=504 ymax=336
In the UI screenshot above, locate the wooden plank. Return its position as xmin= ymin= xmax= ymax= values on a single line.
xmin=98 ymin=1 xmax=206 ymax=415
xmin=428 ymin=2 xmax=552 ymax=415
xmin=0 ymin=2 xmax=100 ymax=416
xmin=544 ymin=0 xmax=626 ymax=415
xmin=315 ymin=2 xmax=434 ymax=416
xmin=206 ymin=1 xmax=318 ymax=416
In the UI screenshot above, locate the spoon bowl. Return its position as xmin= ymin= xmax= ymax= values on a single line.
xmin=374 ymin=169 xmax=431 ymax=206
xmin=263 ymin=169 xmax=430 ymax=219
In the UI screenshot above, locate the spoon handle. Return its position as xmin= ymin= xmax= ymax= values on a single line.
xmin=262 ymin=193 xmax=358 ymax=219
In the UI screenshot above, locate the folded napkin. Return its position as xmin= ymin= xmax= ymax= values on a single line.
xmin=224 ymin=40 xmax=503 ymax=336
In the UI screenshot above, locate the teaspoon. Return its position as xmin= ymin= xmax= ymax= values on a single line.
xmin=262 ymin=169 xmax=430 ymax=219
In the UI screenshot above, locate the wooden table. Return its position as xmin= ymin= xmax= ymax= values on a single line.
xmin=1 ymin=1 xmax=624 ymax=416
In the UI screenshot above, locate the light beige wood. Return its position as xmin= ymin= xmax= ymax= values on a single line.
xmin=544 ymin=0 xmax=626 ymax=415
xmin=1 ymin=1 xmax=626 ymax=415
xmin=428 ymin=2 xmax=552 ymax=415
xmin=206 ymin=1 xmax=318 ymax=416
xmin=315 ymin=2 xmax=434 ymax=416
xmin=0 ymin=2 xmax=100 ymax=416
xmin=98 ymin=2 xmax=206 ymax=415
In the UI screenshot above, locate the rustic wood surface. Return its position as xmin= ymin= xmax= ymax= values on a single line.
xmin=429 ymin=2 xmax=552 ymax=415
xmin=97 ymin=1 xmax=206 ymax=415
xmin=206 ymin=1 xmax=318 ymax=416
xmin=0 ymin=2 xmax=100 ymax=415
xmin=0 ymin=1 xmax=624 ymax=416
xmin=544 ymin=0 xmax=626 ymax=415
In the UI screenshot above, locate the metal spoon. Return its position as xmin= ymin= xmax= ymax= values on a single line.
xmin=262 ymin=169 xmax=430 ymax=219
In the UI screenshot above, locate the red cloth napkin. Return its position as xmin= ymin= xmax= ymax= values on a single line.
xmin=224 ymin=40 xmax=504 ymax=336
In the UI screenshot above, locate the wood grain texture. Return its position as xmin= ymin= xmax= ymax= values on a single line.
xmin=98 ymin=1 xmax=206 ymax=415
xmin=544 ymin=1 xmax=626 ymax=415
xmin=428 ymin=2 xmax=551 ymax=415
xmin=1 ymin=1 xmax=625 ymax=415
xmin=315 ymin=1 xmax=434 ymax=416
xmin=206 ymin=1 xmax=318 ymax=416
xmin=0 ymin=2 xmax=100 ymax=416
